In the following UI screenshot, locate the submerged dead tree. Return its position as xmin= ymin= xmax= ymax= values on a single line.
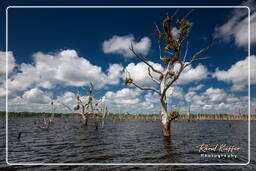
xmin=73 ymin=82 xmax=95 ymax=127
xmin=36 ymin=97 xmax=55 ymax=131
xmin=60 ymin=82 xmax=107 ymax=129
xmin=124 ymin=12 xmax=212 ymax=137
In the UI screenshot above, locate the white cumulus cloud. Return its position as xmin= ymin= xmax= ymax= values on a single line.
xmin=204 ymin=87 xmax=226 ymax=102
xmin=176 ymin=63 xmax=209 ymax=84
xmin=102 ymin=34 xmax=151 ymax=58
xmin=214 ymin=0 xmax=256 ymax=47
xmin=105 ymin=88 xmax=141 ymax=105
xmin=124 ymin=61 xmax=208 ymax=87
xmin=125 ymin=61 xmax=163 ymax=86
xmin=6 ymin=49 xmax=123 ymax=95
xmin=22 ymin=88 xmax=51 ymax=104
xmin=213 ymin=55 xmax=255 ymax=91
xmin=0 ymin=51 xmax=16 ymax=75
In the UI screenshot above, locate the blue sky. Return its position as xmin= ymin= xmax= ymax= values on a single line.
xmin=0 ymin=1 xmax=255 ymax=114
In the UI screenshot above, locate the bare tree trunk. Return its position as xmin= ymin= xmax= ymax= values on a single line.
xmin=161 ymin=97 xmax=170 ymax=137
xmin=83 ymin=117 xmax=88 ymax=127
xmin=81 ymin=106 xmax=88 ymax=127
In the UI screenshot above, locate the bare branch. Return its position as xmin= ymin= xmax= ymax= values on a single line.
xmin=161 ymin=61 xmax=184 ymax=101
xmin=78 ymin=97 xmax=84 ymax=106
xmin=58 ymin=101 xmax=74 ymax=113
xmin=74 ymin=90 xmax=84 ymax=106
xmin=89 ymin=102 xmax=94 ymax=114
xmin=191 ymin=42 xmax=212 ymax=62
xmin=191 ymin=57 xmax=210 ymax=62
xmin=154 ymin=23 xmax=162 ymax=58
xmin=57 ymin=101 xmax=84 ymax=119
xmin=165 ymin=51 xmax=173 ymax=56
xmin=185 ymin=57 xmax=210 ymax=68
xmin=183 ymin=9 xmax=194 ymax=19
xmin=131 ymin=82 xmax=161 ymax=95
xmin=148 ymin=67 xmax=160 ymax=84
xmin=129 ymin=44 xmax=163 ymax=75
xmin=182 ymin=41 xmax=189 ymax=62
xmin=171 ymin=9 xmax=179 ymax=18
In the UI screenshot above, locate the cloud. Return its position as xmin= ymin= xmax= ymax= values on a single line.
xmin=188 ymin=84 xmax=204 ymax=92
xmin=104 ymin=88 xmax=150 ymax=114
xmin=0 ymin=87 xmax=5 ymax=97
xmin=204 ymin=87 xmax=226 ymax=102
xmin=183 ymin=86 xmax=248 ymax=114
xmin=102 ymin=84 xmax=248 ymax=115
xmin=214 ymin=0 xmax=256 ymax=47
xmin=22 ymin=88 xmax=51 ymax=104
xmin=185 ymin=91 xmax=205 ymax=105
xmin=103 ymin=85 xmax=248 ymax=114
xmin=203 ymin=104 xmax=213 ymax=110
xmin=4 ymin=88 xmax=52 ymax=112
xmin=3 ymin=84 xmax=248 ymax=114
xmin=104 ymin=88 xmax=163 ymax=114
xmin=176 ymin=63 xmax=209 ymax=84
xmin=6 ymin=90 xmax=95 ymax=113
xmin=102 ymin=34 xmax=151 ymax=58
xmin=0 ymin=51 xmax=16 ymax=97
xmin=6 ymin=49 xmax=123 ymax=95
xmin=0 ymin=51 xmax=16 ymax=75
xmin=124 ymin=61 xmax=208 ymax=87
xmin=105 ymin=88 xmax=141 ymax=105
xmin=213 ymin=55 xmax=255 ymax=91
xmin=107 ymin=64 xmax=124 ymax=85
xmin=8 ymin=63 xmax=38 ymax=93
xmin=166 ymin=86 xmax=184 ymax=100
xmin=125 ymin=61 xmax=163 ymax=86
xmin=56 ymin=91 xmax=76 ymax=105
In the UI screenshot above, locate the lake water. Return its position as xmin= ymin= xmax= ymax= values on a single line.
xmin=0 ymin=117 xmax=255 ymax=170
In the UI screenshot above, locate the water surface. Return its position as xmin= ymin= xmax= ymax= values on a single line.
xmin=0 ymin=118 xmax=255 ymax=170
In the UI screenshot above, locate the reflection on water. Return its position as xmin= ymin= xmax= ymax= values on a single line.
xmin=162 ymin=137 xmax=172 ymax=156
xmin=0 ymin=118 xmax=255 ymax=170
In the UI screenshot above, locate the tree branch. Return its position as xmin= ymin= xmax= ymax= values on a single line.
xmin=182 ymin=41 xmax=189 ymax=62
xmin=131 ymin=82 xmax=161 ymax=95
xmin=129 ymin=44 xmax=163 ymax=75
xmin=185 ymin=57 xmax=210 ymax=68
xmin=191 ymin=42 xmax=212 ymax=62
xmin=58 ymin=101 xmax=74 ymax=113
xmin=183 ymin=9 xmax=194 ymax=19
xmin=161 ymin=61 xmax=184 ymax=101
xmin=148 ymin=67 xmax=160 ymax=84
xmin=154 ymin=23 xmax=162 ymax=59
xmin=170 ymin=114 xmax=179 ymax=121
xmin=183 ymin=40 xmax=212 ymax=68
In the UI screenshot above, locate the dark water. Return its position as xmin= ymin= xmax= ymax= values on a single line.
xmin=0 ymin=118 xmax=255 ymax=170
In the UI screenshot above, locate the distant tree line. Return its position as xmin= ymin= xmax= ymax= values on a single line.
xmin=1 ymin=111 xmax=255 ymax=120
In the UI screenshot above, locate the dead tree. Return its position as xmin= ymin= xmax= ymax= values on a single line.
xmin=60 ymin=82 xmax=107 ymax=129
xmin=124 ymin=12 xmax=212 ymax=137
xmin=49 ymin=96 xmax=55 ymax=124
xmin=187 ymin=103 xmax=191 ymax=121
xmin=74 ymin=83 xmax=94 ymax=127
xmin=101 ymin=105 xmax=108 ymax=128
xmin=36 ymin=96 xmax=55 ymax=131
xmin=93 ymin=95 xmax=107 ymax=129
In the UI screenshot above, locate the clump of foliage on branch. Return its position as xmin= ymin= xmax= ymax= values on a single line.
xmin=167 ymin=109 xmax=180 ymax=120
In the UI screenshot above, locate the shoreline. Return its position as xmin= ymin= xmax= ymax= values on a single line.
xmin=1 ymin=111 xmax=255 ymax=120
